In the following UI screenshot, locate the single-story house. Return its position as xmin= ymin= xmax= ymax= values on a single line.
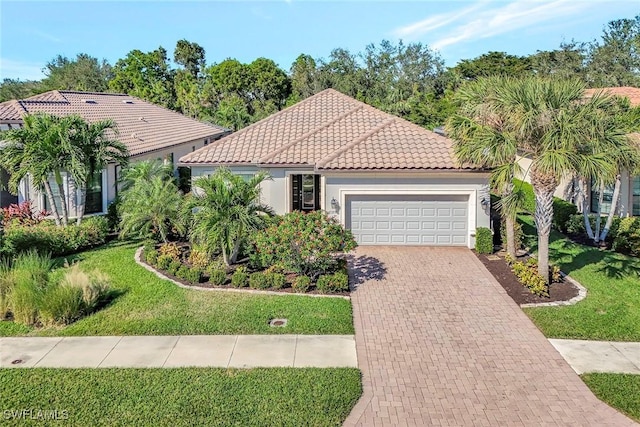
xmin=179 ymin=89 xmax=490 ymax=248
xmin=0 ymin=90 xmax=228 ymax=213
xmin=517 ymin=86 xmax=640 ymax=216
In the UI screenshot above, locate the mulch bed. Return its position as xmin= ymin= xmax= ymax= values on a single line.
xmin=476 ymin=251 xmax=579 ymax=305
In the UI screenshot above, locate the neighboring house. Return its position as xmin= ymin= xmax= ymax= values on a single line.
xmin=179 ymin=89 xmax=490 ymax=248
xmin=516 ymin=86 xmax=640 ymax=216
xmin=0 ymin=90 xmax=228 ymax=213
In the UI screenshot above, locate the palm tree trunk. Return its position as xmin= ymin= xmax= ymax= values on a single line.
xmin=76 ymin=186 xmax=86 ymax=226
xmin=600 ymin=174 xmax=621 ymax=243
xmin=505 ymin=215 xmax=517 ymax=258
xmin=594 ymin=182 xmax=605 ymax=242
xmin=532 ymin=170 xmax=556 ymax=285
xmin=54 ymin=171 xmax=68 ymax=226
xmin=43 ymin=181 xmax=62 ymax=227
xmin=580 ymin=177 xmax=595 ymax=240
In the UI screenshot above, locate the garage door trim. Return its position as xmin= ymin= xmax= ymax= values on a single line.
xmin=338 ymin=189 xmax=477 ymax=249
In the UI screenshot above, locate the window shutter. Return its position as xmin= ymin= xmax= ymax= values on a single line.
xmin=314 ymin=175 xmax=321 ymax=210
xmin=292 ymin=175 xmax=301 ymax=211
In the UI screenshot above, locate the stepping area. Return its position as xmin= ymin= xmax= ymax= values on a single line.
xmin=550 ymin=339 xmax=640 ymax=375
xmin=0 ymin=335 xmax=357 ymax=369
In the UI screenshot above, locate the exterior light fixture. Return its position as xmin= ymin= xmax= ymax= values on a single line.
xmin=331 ymin=197 xmax=339 ymax=210
xmin=481 ymin=198 xmax=489 ymax=208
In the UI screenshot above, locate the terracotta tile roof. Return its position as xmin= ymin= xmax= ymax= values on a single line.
xmin=0 ymin=90 xmax=227 ymax=156
xmin=584 ymin=87 xmax=640 ymax=107
xmin=179 ymin=89 xmax=477 ymax=171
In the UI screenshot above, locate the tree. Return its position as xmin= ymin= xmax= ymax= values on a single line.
xmin=119 ymin=175 xmax=184 ymax=243
xmin=0 ymin=79 xmax=42 ymax=102
xmin=188 ymin=168 xmax=273 ymax=266
xmin=118 ymin=159 xmax=174 ymax=192
xmin=214 ymin=95 xmax=252 ymax=131
xmin=174 ymin=70 xmax=202 ymax=118
xmin=66 ymin=117 xmax=129 ymax=224
xmin=530 ymin=41 xmax=587 ymax=81
xmin=453 ymin=51 xmax=531 ymax=80
xmin=0 ymin=114 xmax=76 ymax=226
xmin=249 ymin=58 xmax=291 ymax=110
xmin=204 ymin=59 xmax=252 ymax=103
xmin=41 ymin=54 xmax=112 ymax=92
xmin=174 ymin=39 xmax=206 ymax=78
xmin=109 ymin=47 xmax=176 ymax=109
xmin=290 ymin=54 xmax=321 ymax=100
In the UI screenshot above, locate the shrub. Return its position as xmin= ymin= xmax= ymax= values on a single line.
xmin=178 ymin=266 xmax=202 ymax=283
xmin=58 ymin=265 xmax=110 ymax=312
xmin=316 ymin=272 xmax=349 ymax=294
xmin=188 ymin=246 xmax=210 ymax=270
xmin=12 ymin=250 xmax=52 ymax=289
xmin=266 ymin=272 xmax=286 ymax=290
xmin=511 ymin=259 xmax=549 ymax=297
xmin=612 ymin=217 xmax=640 ymax=256
xmin=176 ymin=265 xmax=191 ymax=281
xmin=292 ymin=275 xmax=311 ymax=293
xmin=158 ymin=243 xmax=181 ymax=261
xmin=106 ymin=199 xmax=121 ymax=232
xmin=513 ymin=179 xmax=536 ymax=213
xmin=9 ymin=276 xmax=43 ymax=326
xmin=155 ymin=254 xmax=173 ymax=271
xmin=249 ymin=272 xmax=270 ymax=290
xmin=553 ymin=199 xmax=577 ymax=233
xmin=3 ymin=216 xmax=108 ymax=256
xmin=500 ymin=220 xmax=524 ymax=250
xmin=231 ymin=266 xmax=249 ymax=288
xmin=208 ymin=269 xmax=227 ymax=286
xmin=565 ymin=214 xmax=586 ymax=235
xmin=250 ymin=211 xmax=357 ymax=277
xmin=39 ymin=283 xmax=84 ymax=325
xmin=475 ymin=227 xmax=493 ymax=254
xmin=145 ymin=249 xmax=158 ymax=265
xmin=0 ymin=260 xmax=13 ymax=318
xmin=0 ymin=201 xmax=47 ymax=227
xmin=167 ymin=260 xmax=182 ymax=276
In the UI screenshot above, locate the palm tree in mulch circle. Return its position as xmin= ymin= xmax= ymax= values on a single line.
xmin=188 ymin=167 xmax=274 ymax=266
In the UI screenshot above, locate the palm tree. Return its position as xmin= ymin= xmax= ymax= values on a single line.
xmin=118 ymin=176 xmax=184 ymax=243
xmin=0 ymin=114 xmax=73 ymax=226
xmin=189 ymin=168 xmax=273 ymax=266
xmin=66 ymin=116 xmax=129 ymax=225
xmin=118 ymin=159 xmax=174 ymax=192
xmin=446 ymin=76 xmax=523 ymax=258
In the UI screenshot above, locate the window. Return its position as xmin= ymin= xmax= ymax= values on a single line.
xmin=43 ymin=174 xmax=66 ymax=214
xmin=590 ymin=179 xmax=614 ymax=214
xmin=633 ymin=177 xmax=640 ymax=216
xmin=291 ymin=174 xmax=320 ymax=212
xmin=85 ymin=171 xmax=104 ymax=214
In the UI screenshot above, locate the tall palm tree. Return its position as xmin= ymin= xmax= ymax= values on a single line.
xmin=0 ymin=114 xmax=73 ymax=226
xmin=118 ymin=159 xmax=174 ymax=192
xmin=66 ymin=117 xmax=129 ymax=225
xmin=189 ymin=168 xmax=273 ymax=266
xmin=447 ymin=77 xmax=522 ymax=258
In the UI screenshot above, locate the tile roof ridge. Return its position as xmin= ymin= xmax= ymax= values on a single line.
xmin=315 ymin=117 xmax=397 ymax=169
xmin=57 ymin=90 xmax=128 ymax=96
xmin=258 ymin=104 xmax=365 ymax=164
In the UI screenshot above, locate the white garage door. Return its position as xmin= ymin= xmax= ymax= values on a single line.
xmin=346 ymin=195 xmax=469 ymax=246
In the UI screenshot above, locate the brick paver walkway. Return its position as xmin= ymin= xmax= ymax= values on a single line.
xmin=344 ymin=247 xmax=636 ymax=426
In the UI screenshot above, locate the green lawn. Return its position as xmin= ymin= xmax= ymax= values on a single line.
xmin=519 ymin=215 xmax=640 ymax=341
xmin=0 ymin=368 xmax=361 ymax=426
xmin=0 ymin=242 xmax=354 ymax=337
xmin=581 ymin=373 xmax=640 ymax=422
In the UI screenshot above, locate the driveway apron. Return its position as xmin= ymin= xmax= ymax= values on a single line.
xmin=344 ymin=246 xmax=636 ymax=426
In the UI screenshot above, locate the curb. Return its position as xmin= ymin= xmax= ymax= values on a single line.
xmin=134 ymin=247 xmax=351 ymax=300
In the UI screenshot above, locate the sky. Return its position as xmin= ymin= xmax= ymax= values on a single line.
xmin=0 ymin=0 xmax=638 ymax=81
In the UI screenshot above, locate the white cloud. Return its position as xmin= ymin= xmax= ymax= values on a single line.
xmin=430 ymin=0 xmax=593 ymax=51
xmin=391 ymin=2 xmax=486 ymax=39
xmin=0 ymin=58 xmax=46 ymax=81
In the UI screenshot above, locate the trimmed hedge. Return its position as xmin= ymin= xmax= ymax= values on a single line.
xmin=612 ymin=217 xmax=640 ymax=256
xmin=475 ymin=227 xmax=493 ymax=254
xmin=3 ymin=216 xmax=109 ymax=257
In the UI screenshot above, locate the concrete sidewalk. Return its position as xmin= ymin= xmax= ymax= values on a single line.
xmin=550 ymin=339 xmax=640 ymax=374
xmin=0 ymin=335 xmax=357 ymax=369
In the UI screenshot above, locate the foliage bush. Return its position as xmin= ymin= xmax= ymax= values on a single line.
xmin=513 ymin=179 xmax=536 ymax=213
xmin=144 ymin=249 xmax=158 ymax=265
xmin=0 ymin=201 xmax=47 ymax=227
xmin=566 ymin=214 xmax=621 ymax=245
xmin=106 ymin=199 xmax=121 ymax=232
xmin=188 ymin=246 xmax=210 ymax=270
xmin=158 ymin=243 xmax=181 ymax=261
xmin=39 ymin=283 xmax=84 ymax=325
xmin=0 ymin=260 xmax=11 ymax=318
xmin=500 ymin=220 xmax=524 ymax=250
xmin=316 ymin=272 xmax=349 ymax=294
xmin=176 ymin=266 xmax=202 ymax=283
xmin=250 ymin=211 xmax=357 ymax=278
xmin=249 ymin=272 xmax=270 ymax=290
xmin=553 ymin=199 xmax=578 ymax=233
xmin=155 ymin=254 xmax=173 ymax=271
xmin=3 ymin=216 xmax=109 ymax=257
xmin=266 ymin=272 xmax=286 ymax=290
xmin=208 ymin=269 xmax=227 ymax=286
xmin=612 ymin=217 xmax=640 ymax=256
xmin=511 ymin=258 xmax=549 ymax=297
xmin=475 ymin=227 xmax=493 ymax=254
xmin=167 ymin=260 xmax=182 ymax=276
xmin=292 ymin=275 xmax=311 ymax=293
xmin=231 ymin=266 xmax=249 ymax=288
xmin=9 ymin=277 xmax=43 ymax=326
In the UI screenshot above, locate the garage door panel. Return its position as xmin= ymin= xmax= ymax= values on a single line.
xmin=347 ymin=195 xmax=468 ymax=246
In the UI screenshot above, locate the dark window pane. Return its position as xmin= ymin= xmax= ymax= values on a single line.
xmin=85 ymin=172 xmax=103 ymax=214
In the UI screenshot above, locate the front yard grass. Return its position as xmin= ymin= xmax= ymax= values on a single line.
xmin=0 ymin=242 xmax=354 ymax=337
xmin=581 ymin=373 xmax=640 ymax=422
xmin=0 ymin=367 xmax=361 ymax=426
xmin=519 ymin=215 xmax=640 ymax=341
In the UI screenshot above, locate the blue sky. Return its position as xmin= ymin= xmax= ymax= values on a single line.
xmin=0 ymin=0 xmax=638 ymax=81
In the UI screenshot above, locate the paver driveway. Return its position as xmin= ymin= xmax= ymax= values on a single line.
xmin=344 ymin=247 xmax=636 ymax=426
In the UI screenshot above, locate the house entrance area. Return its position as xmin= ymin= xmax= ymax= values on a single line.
xmin=291 ymin=174 xmax=321 ymax=212
xmin=345 ymin=194 xmax=469 ymax=246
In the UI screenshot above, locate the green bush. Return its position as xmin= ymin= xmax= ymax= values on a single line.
xmin=167 ymin=260 xmax=182 ymax=276
xmin=511 ymin=259 xmax=549 ymax=297
xmin=0 ymin=260 xmax=11 ymax=318
xmin=553 ymin=199 xmax=578 ymax=233
xmin=106 ymin=199 xmax=121 ymax=232
xmin=176 ymin=266 xmax=202 ymax=283
xmin=565 ymin=214 xmax=587 ymax=235
xmin=145 ymin=249 xmax=158 ymax=265
xmin=9 ymin=276 xmax=43 ymax=326
xmin=292 ymin=275 xmax=311 ymax=293
xmin=39 ymin=283 xmax=84 ymax=325
xmin=249 ymin=272 xmax=270 ymax=290
xmin=513 ymin=179 xmax=536 ymax=213
xmin=250 ymin=211 xmax=357 ymax=277
xmin=500 ymin=220 xmax=524 ymax=250
xmin=316 ymin=272 xmax=349 ymax=294
xmin=475 ymin=227 xmax=493 ymax=254
xmin=208 ymin=269 xmax=227 ymax=286
xmin=3 ymin=216 xmax=109 ymax=257
xmin=613 ymin=217 xmax=640 ymax=256
xmin=266 ymin=272 xmax=286 ymax=290
xmin=231 ymin=266 xmax=249 ymax=288
xmin=155 ymin=254 xmax=173 ymax=271
xmin=566 ymin=213 xmax=621 ymax=245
